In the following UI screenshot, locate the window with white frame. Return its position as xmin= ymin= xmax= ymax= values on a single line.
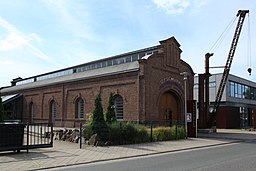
xmin=50 ymin=100 xmax=56 ymax=123
xmin=114 ymin=95 xmax=123 ymax=120
xmin=29 ymin=102 xmax=34 ymax=123
xmin=76 ymin=98 xmax=84 ymax=119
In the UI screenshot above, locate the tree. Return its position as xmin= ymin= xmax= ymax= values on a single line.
xmin=91 ymin=93 xmax=109 ymax=142
xmin=0 ymin=96 xmax=4 ymax=122
xmin=105 ymin=92 xmax=116 ymax=124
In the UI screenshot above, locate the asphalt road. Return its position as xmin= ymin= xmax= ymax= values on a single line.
xmin=50 ymin=140 xmax=256 ymax=171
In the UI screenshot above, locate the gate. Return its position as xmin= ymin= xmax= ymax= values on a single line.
xmin=0 ymin=123 xmax=53 ymax=152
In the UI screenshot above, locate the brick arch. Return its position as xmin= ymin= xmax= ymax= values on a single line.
xmin=157 ymin=89 xmax=183 ymax=122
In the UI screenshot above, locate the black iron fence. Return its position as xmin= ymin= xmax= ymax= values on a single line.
xmin=143 ymin=120 xmax=185 ymax=142
xmin=0 ymin=122 xmax=53 ymax=152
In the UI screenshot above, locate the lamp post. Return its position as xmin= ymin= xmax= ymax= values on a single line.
xmin=205 ymin=53 xmax=213 ymax=126
xmin=180 ymin=72 xmax=189 ymax=139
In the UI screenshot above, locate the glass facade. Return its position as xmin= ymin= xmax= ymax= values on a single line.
xmin=228 ymin=80 xmax=256 ymax=100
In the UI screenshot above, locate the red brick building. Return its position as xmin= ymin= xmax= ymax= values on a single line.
xmin=0 ymin=37 xmax=194 ymax=128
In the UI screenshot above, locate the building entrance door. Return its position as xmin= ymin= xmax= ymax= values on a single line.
xmin=159 ymin=92 xmax=179 ymax=122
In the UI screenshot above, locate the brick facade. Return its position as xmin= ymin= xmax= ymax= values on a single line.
xmin=1 ymin=36 xmax=194 ymax=128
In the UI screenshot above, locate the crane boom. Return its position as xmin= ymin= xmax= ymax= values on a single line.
xmin=207 ymin=10 xmax=249 ymax=128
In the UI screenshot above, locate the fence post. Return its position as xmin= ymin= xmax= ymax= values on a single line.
xmin=80 ymin=122 xmax=82 ymax=149
xmin=119 ymin=122 xmax=122 ymax=145
xmin=150 ymin=121 xmax=153 ymax=142
xmin=175 ymin=121 xmax=178 ymax=140
xmin=26 ymin=122 xmax=29 ymax=153
xmin=50 ymin=123 xmax=53 ymax=146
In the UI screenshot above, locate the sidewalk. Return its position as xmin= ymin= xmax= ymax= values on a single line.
xmin=0 ymin=129 xmax=255 ymax=171
xmin=199 ymin=129 xmax=256 ymax=140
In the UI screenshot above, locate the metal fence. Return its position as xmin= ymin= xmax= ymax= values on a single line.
xmin=143 ymin=120 xmax=185 ymax=142
xmin=0 ymin=122 xmax=53 ymax=153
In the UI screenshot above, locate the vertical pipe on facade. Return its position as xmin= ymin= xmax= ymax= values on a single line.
xmin=137 ymin=68 xmax=140 ymax=124
xmin=61 ymin=84 xmax=64 ymax=127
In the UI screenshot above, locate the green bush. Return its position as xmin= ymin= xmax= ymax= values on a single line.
xmin=121 ymin=122 xmax=137 ymax=144
xmin=151 ymin=125 xmax=185 ymax=142
xmin=108 ymin=122 xmax=121 ymax=145
xmin=91 ymin=93 xmax=109 ymax=142
xmin=108 ymin=122 xmax=149 ymax=145
xmin=83 ymin=123 xmax=93 ymax=140
xmin=105 ymin=92 xmax=116 ymax=124
xmin=83 ymin=119 xmax=185 ymax=145
xmin=152 ymin=127 xmax=169 ymax=141
xmin=134 ymin=124 xmax=150 ymax=143
xmin=177 ymin=126 xmax=185 ymax=139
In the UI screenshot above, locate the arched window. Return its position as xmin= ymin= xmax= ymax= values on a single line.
xmin=114 ymin=95 xmax=123 ymax=120
xmin=50 ymin=100 xmax=56 ymax=123
xmin=76 ymin=98 xmax=84 ymax=119
xmin=29 ymin=102 xmax=34 ymax=123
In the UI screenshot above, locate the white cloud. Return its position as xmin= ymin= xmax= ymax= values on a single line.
xmin=2 ymin=59 xmax=13 ymax=65
xmin=153 ymin=0 xmax=211 ymax=14
xmin=28 ymin=33 xmax=42 ymax=42
xmin=0 ymin=16 xmax=52 ymax=62
xmin=42 ymin=0 xmax=100 ymax=42
xmin=153 ymin=0 xmax=190 ymax=14
xmin=0 ymin=32 xmax=27 ymax=51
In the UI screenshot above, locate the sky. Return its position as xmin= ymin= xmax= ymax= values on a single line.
xmin=0 ymin=0 xmax=255 ymax=87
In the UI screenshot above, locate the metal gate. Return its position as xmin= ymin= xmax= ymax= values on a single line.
xmin=0 ymin=123 xmax=53 ymax=152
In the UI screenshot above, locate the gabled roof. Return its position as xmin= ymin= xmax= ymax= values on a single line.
xmin=1 ymin=61 xmax=139 ymax=94
xmin=159 ymin=36 xmax=181 ymax=47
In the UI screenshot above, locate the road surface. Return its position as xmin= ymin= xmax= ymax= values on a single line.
xmin=49 ymin=140 xmax=256 ymax=171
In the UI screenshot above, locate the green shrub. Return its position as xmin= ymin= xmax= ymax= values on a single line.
xmin=108 ymin=122 xmax=121 ymax=145
xmin=152 ymin=127 xmax=169 ymax=141
xmin=151 ymin=125 xmax=185 ymax=142
xmin=177 ymin=126 xmax=185 ymax=139
xmin=83 ymin=123 xmax=93 ymax=140
xmin=134 ymin=124 xmax=150 ymax=143
xmin=108 ymin=122 xmax=149 ymax=145
xmin=91 ymin=93 xmax=109 ymax=142
xmin=121 ymin=122 xmax=137 ymax=144
xmin=84 ymin=119 xmax=185 ymax=144
xmin=105 ymin=92 xmax=116 ymax=124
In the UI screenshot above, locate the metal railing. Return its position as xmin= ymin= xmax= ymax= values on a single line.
xmin=0 ymin=122 xmax=53 ymax=152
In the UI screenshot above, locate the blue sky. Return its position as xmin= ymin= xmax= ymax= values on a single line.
xmin=0 ymin=0 xmax=255 ymax=86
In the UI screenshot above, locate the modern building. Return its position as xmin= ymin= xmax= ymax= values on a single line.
xmin=194 ymin=73 xmax=256 ymax=129
xmin=0 ymin=36 xmax=194 ymax=128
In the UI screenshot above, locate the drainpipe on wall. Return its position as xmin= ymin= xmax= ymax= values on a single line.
xmin=61 ymin=84 xmax=65 ymax=127
xmin=137 ymin=69 xmax=140 ymax=124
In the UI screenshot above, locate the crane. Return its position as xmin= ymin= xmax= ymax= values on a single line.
xmin=207 ymin=10 xmax=249 ymax=128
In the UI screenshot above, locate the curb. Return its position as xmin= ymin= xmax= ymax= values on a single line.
xmin=33 ymin=140 xmax=241 ymax=171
